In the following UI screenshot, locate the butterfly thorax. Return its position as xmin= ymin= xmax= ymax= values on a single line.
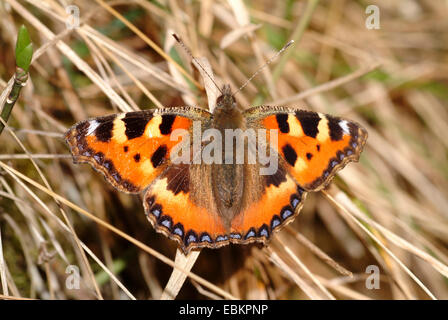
xmin=211 ymin=86 xmax=246 ymax=228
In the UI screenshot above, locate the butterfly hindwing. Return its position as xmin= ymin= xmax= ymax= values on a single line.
xmin=230 ymin=164 xmax=307 ymax=245
xmin=65 ymin=107 xmax=211 ymax=193
xmin=244 ymin=106 xmax=368 ymax=191
xmin=143 ymin=163 xmax=231 ymax=252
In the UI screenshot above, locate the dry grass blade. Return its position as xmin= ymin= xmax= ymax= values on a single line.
xmin=6 ymin=0 xmax=132 ymax=113
xmin=323 ymin=190 xmax=437 ymax=300
xmin=160 ymin=250 xmax=201 ymax=300
xmin=286 ymin=228 xmax=353 ymax=277
xmin=332 ymin=190 xmax=448 ymax=279
xmin=0 ymin=154 xmax=70 ymax=160
xmin=271 ymin=62 xmax=381 ymax=105
xmin=96 ymin=43 xmax=164 ymax=109
xmin=0 ymin=161 xmax=236 ymax=300
xmin=272 ymin=0 xmax=320 ymax=80
xmin=277 ymin=238 xmax=336 ymax=299
xmin=268 ymin=250 xmax=323 ymax=300
xmin=94 ymin=0 xmax=202 ymax=90
xmin=1 ymin=162 xmax=136 ymax=299
xmin=193 ymin=57 xmax=220 ymax=111
xmin=0 ymin=227 xmax=8 ymax=296
xmin=0 ymin=294 xmax=34 ymax=300
xmin=220 ymin=24 xmax=262 ymax=49
xmin=0 ymin=117 xmax=104 ymax=299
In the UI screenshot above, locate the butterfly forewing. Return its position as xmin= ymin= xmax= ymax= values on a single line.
xmin=244 ymin=106 xmax=368 ymax=191
xmin=65 ymin=108 xmax=209 ymax=193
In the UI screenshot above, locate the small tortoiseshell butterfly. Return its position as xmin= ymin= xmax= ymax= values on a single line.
xmin=65 ymin=85 xmax=367 ymax=253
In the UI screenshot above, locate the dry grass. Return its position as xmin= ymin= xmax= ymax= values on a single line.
xmin=0 ymin=0 xmax=447 ymax=300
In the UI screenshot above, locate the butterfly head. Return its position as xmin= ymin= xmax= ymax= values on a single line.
xmin=216 ymin=84 xmax=236 ymax=110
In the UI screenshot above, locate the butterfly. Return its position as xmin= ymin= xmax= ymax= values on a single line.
xmin=65 ymin=84 xmax=367 ymax=254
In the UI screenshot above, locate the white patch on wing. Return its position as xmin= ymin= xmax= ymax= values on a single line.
xmin=86 ymin=120 xmax=100 ymax=136
xmin=339 ymin=120 xmax=350 ymax=135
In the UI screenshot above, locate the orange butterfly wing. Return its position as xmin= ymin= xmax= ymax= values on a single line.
xmin=65 ymin=108 xmax=208 ymax=193
xmin=245 ymin=106 xmax=368 ymax=191
xmin=230 ymin=172 xmax=307 ymax=244
xmin=143 ymin=164 xmax=228 ymax=251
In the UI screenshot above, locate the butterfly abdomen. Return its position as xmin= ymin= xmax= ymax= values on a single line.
xmin=210 ymin=104 xmax=246 ymax=227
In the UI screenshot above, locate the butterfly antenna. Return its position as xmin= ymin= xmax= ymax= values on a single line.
xmin=172 ymin=34 xmax=223 ymax=94
xmin=232 ymin=40 xmax=294 ymax=97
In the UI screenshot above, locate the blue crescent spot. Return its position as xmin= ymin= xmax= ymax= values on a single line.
xmin=245 ymin=230 xmax=256 ymax=239
xmin=200 ymin=234 xmax=212 ymax=243
xmin=259 ymin=228 xmax=269 ymax=237
xmin=161 ymin=219 xmax=171 ymax=228
xmin=281 ymin=208 xmax=293 ymax=220
xmin=291 ymin=197 xmax=299 ymax=208
xmin=216 ymin=235 xmax=228 ymax=242
xmin=187 ymin=234 xmax=197 ymax=244
xmin=173 ymin=227 xmax=183 ymax=237
xmin=271 ymin=218 xmax=281 ymax=229
xmin=152 ymin=209 xmax=160 ymax=218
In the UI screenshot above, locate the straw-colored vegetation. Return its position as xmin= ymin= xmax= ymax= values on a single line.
xmin=0 ymin=0 xmax=447 ymax=300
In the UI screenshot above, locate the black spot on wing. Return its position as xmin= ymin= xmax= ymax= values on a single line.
xmin=151 ymin=145 xmax=167 ymax=168
xmin=282 ymin=144 xmax=297 ymax=167
xmin=327 ymin=116 xmax=343 ymax=141
xmin=159 ymin=114 xmax=176 ymax=135
xmin=306 ymin=152 xmax=313 ymax=160
xmin=275 ymin=114 xmax=290 ymax=133
xmin=122 ymin=112 xmax=153 ymax=140
xmin=94 ymin=115 xmax=116 ymax=142
xmin=295 ymin=110 xmax=320 ymax=138
xmin=265 ymin=166 xmax=287 ymax=187
xmin=133 ymin=153 xmax=141 ymax=162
